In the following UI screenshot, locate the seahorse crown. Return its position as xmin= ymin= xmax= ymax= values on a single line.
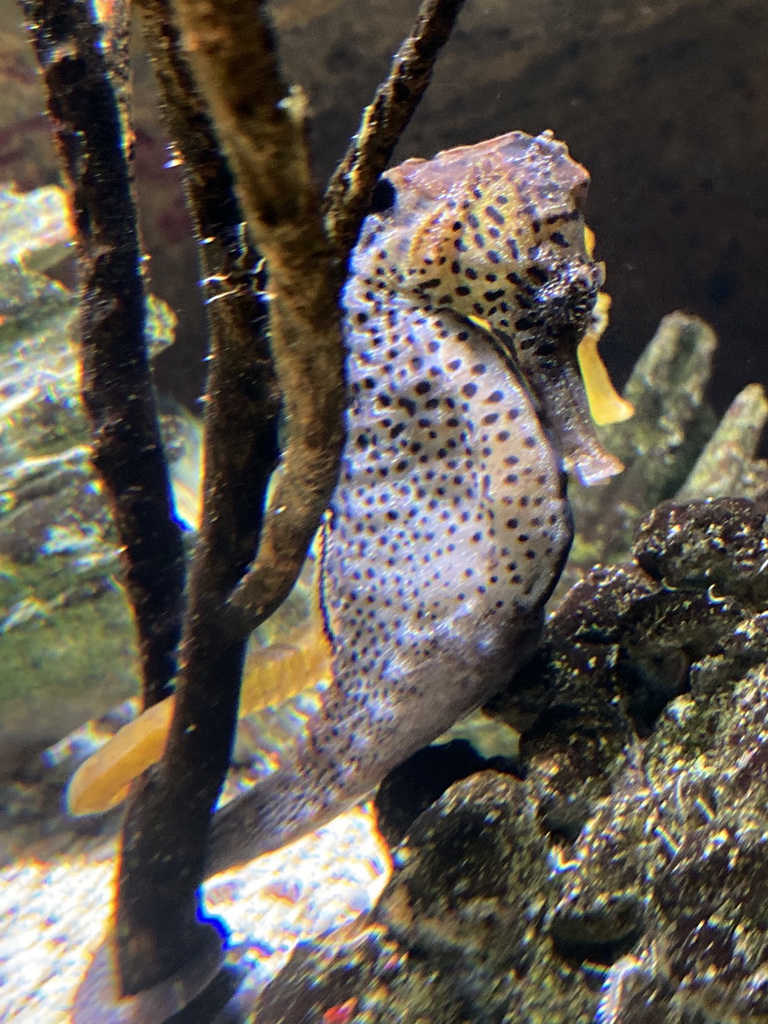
xmin=359 ymin=130 xmax=601 ymax=349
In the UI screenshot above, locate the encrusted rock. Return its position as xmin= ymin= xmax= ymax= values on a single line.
xmin=257 ymin=773 xmax=596 ymax=1024
xmin=259 ymin=492 xmax=768 ymax=1022
xmin=574 ymin=664 xmax=768 ymax=1023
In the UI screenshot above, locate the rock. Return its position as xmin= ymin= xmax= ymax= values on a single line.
xmin=676 ymin=384 xmax=768 ymax=501
xmin=634 ymin=496 xmax=768 ymax=608
xmin=257 ymin=772 xmax=596 ymax=1024
xmin=255 ymin=492 xmax=768 ymax=1022
xmin=372 ymin=739 xmax=517 ymax=848
xmin=571 ymin=664 xmax=768 ymax=1023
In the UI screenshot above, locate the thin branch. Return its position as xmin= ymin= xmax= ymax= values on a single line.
xmin=324 ymin=0 xmax=466 ymax=255
xmin=133 ymin=0 xmax=281 ymax=600
xmin=170 ymin=0 xmax=347 ymax=636
xmin=19 ymin=0 xmax=186 ymax=708
xmin=114 ymin=0 xmax=284 ymax=996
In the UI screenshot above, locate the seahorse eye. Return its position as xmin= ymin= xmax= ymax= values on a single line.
xmin=369 ymin=176 xmax=397 ymax=214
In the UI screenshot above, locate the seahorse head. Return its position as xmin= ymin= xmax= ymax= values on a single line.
xmin=379 ymin=130 xmax=595 ymax=323
xmin=361 ymin=131 xmax=632 ymax=485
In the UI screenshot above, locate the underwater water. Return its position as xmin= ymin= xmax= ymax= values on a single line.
xmin=1 ymin=2 xmax=767 ymax=1023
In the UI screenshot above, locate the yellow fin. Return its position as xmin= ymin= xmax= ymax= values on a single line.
xmin=67 ymin=536 xmax=334 ymax=818
xmin=239 ymin=622 xmax=333 ymax=716
xmin=577 ymin=293 xmax=634 ymax=427
xmin=66 ymin=621 xmax=334 ymax=817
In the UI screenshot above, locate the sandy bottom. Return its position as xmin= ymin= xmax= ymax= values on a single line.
xmin=0 ymin=802 xmax=390 ymax=1023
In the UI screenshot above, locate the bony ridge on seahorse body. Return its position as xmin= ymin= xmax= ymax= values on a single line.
xmin=66 ymin=130 xmax=632 ymax=876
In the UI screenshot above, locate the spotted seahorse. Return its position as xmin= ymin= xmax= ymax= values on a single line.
xmin=67 ymin=131 xmax=631 ymax=875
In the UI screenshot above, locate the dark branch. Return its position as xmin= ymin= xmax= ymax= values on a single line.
xmin=114 ymin=0 xmax=283 ymax=996
xmin=324 ymin=0 xmax=466 ymax=255
xmin=19 ymin=0 xmax=186 ymax=709
xmin=114 ymin=0 xmax=468 ymax=997
xmin=23 ymin=0 xmax=467 ymax=1010
xmin=169 ymin=0 xmax=347 ymax=637
xmin=111 ymin=0 xmax=348 ymax=995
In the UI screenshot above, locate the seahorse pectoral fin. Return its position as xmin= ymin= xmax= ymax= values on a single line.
xmin=576 ymin=292 xmax=634 ymax=427
xmin=577 ymin=330 xmax=634 ymax=427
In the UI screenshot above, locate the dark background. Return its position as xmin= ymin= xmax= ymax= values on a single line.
xmin=3 ymin=0 xmax=766 ymax=414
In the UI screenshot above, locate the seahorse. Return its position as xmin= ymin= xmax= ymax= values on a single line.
xmin=66 ymin=131 xmax=632 ymax=875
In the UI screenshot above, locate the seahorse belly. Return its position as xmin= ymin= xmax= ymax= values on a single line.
xmin=64 ymin=131 xmax=626 ymax=873
xmin=203 ymin=135 xmax=598 ymax=874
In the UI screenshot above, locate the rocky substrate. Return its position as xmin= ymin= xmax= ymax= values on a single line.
xmin=255 ymin=493 xmax=768 ymax=1024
